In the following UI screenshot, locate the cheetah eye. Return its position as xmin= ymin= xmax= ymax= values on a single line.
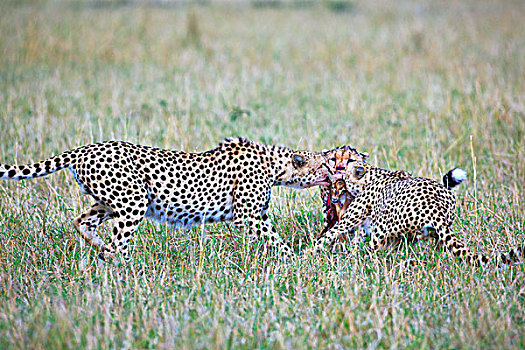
xmin=355 ymin=166 xmax=366 ymax=179
xmin=292 ymin=155 xmax=306 ymax=168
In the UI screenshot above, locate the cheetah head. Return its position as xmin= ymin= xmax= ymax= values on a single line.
xmin=275 ymin=151 xmax=331 ymax=189
xmin=322 ymin=145 xmax=369 ymax=176
xmin=340 ymin=160 xmax=373 ymax=186
xmin=340 ymin=161 xmax=412 ymax=189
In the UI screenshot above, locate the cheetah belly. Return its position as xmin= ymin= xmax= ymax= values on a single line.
xmin=144 ymin=194 xmax=234 ymax=229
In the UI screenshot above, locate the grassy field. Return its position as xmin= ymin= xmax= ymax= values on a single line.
xmin=0 ymin=1 xmax=524 ymax=348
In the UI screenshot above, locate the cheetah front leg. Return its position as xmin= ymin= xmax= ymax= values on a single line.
xmin=232 ymin=184 xmax=292 ymax=257
xmin=314 ymin=196 xmax=370 ymax=252
xmin=232 ymin=210 xmax=293 ymax=257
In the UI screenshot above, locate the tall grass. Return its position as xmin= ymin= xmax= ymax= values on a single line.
xmin=0 ymin=1 xmax=524 ymax=348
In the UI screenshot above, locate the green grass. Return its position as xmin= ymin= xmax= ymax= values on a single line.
xmin=1 ymin=1 xmax=524 ymax=348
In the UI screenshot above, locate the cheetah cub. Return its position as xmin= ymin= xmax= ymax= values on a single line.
xmin=1 ymin=138 xmax=331 ymax=261
xmin=316 ymin=161 xmax=524 ymax=266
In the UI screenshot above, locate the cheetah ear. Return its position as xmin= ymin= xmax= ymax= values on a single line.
xmin=355 ymin=166 xmax=366 ymax=179
xmin=292 ymin=155 xmax=306 ymax=169
xmin=361 ymin=152 xmax=369 ymax=161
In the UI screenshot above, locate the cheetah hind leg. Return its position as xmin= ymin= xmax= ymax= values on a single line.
xmin=105 ymin=214 xmax=146 ymax=263
xmin=72 ymin=203 xmax=116 ymax=260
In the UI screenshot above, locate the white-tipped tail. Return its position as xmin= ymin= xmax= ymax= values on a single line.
xmin=443 ymin=168 xmax=467 ymax=190
xmin=451 ymin=168 xmax=467 ymax=182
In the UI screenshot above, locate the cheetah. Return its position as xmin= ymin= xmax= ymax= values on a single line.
xmin=1 ymin=137 xmax=331 ymax=260
xmin=315 ymin=161 xmax=524 ymax=266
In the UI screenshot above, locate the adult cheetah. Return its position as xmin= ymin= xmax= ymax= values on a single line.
xmin=315 ymin=161 xmax=524 ymax=266
xmin=1 ymin=137 xmax=331 ymax=260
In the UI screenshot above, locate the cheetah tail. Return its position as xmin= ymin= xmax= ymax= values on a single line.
xmin=477 ymin=246 xmax=525 ymax=266
xmin=497 ymin=245 xmax=525 ymax=266
xmin=0 ymin=152 xmax=72 ymax=181
xmin=442 ymin=168 xmax=467 ymax=190
xmin=446 ymin=233 xmax=524 ymax=266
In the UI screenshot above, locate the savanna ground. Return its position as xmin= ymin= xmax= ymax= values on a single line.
xmin=0 ymin=1 xmax=524 ymax=348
